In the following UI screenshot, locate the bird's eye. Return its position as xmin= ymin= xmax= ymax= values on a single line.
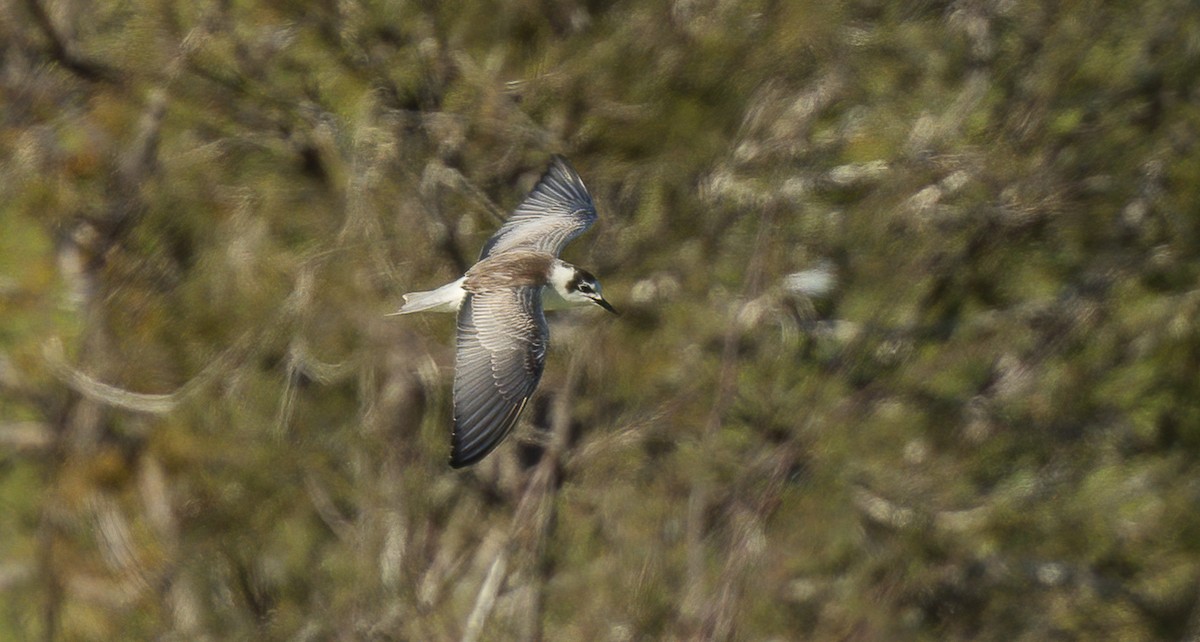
xmin=578 ymin=283 xmax=593 ymax=293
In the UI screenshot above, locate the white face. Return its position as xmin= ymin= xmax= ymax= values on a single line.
xmin=549 ymin=262 xmax=583 ymax=300
xmin=547 ymin=261 xmax=615 ymax=312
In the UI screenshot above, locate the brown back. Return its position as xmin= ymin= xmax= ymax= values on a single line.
xmin=463 ymin=250 xmax=555 ymax=292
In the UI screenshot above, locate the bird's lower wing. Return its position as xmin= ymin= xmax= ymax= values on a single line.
xmin=450 ymin=287 xmax=548 ymax=467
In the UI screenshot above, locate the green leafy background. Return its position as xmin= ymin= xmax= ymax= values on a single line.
xmin=2 ymin=1 xmax=1200 ymax=639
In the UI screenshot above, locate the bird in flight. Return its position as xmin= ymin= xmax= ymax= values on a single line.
xmin=394 ymin=156 xmax=617 ymax=468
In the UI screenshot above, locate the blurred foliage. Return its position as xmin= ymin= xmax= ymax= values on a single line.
xmin=2 ymin=0 xmax=1200 ymax=639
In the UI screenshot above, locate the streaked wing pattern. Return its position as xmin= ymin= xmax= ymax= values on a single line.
xmin=450 ymin=286 xmax=548 ymax=468
xmin=478 ymin=155 xmax=597 ymax=260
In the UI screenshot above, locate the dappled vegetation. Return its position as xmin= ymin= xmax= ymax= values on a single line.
xmin=3 ymin=0 xmax=1200 ymax=639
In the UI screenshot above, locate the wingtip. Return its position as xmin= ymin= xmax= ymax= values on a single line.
xmin=448 ymin=399 xmax=530 ymax=468
xmin=538 ymin=155 xmax=592 ymax=210
xmin=448 ymin=418 xmax=492 ymax=469
xmin=546 ymin=154 xmax=582 ymax=181
xmin=447 ymin=437 xmax=491 ymax=468
xmin=448 ymin=455 xmax=475 ymax=469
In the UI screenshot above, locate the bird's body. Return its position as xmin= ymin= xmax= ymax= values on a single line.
xmin=394 ymin=157 xmax=616 ymax=468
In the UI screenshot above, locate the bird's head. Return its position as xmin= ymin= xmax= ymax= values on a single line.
xmin=550 ymin=262 xmax=618 ymax=314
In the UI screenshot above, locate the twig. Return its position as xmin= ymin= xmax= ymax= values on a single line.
xmin=680 ymin=207 xmax=775 ymax=633
xmin=0 ymin=562 xmax=34 ymax=591
xmin=43 ymin=339 xmax=179 ymax=414
xmin=21 ymin=0 xmax=122 ymax=84
xmin=461 ymin=553 xmax=508 ymax=642
xmin=42 ymin=320 xmax=268 ymax=417
xmin=460 ymin=352 xmax=582 ymax=640
xmin=0 ymin=421 xmax=53 ymax=451
xmin=304 ymin=473 xmax=356 ymax=544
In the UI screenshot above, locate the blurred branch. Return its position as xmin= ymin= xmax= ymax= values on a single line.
xmin=90 ymin=495 xmax=152 ymax=594
xmin=460 ymin=353 xmax=581 ymax=640
xmin=1184 ymin=583 xmax=1200 ymax=642
xmin=0 ymin=352 xmax=27 ymax=394
xmin=461 ymin=551 xmax=508 ymax=642
xmin=286 ymin=339 xmax=358 ymax=384
xmin=43 ymin=339 xmax=178 ymax=414
xmin=64 ymin=574 xmax=145 ymax=609
xmin=304 ymin=473 xmax=356 ymax=544
xmin=274 ymin=264 xmax=360 ymax=435
xmin=680 ymin=206 xmax=775 ymax=633
xmin=0 ymin=562 xmax=35 ymax=591
xmin=0 ymin=421 xmax=53 ymax=452
xmin=37 ymin=507 xmax=62 ymax=642
xmin=419 ymin=160 xmax=499 ymax=273
xmin=452 ymin=51 xmax=557 ymax=151
xmin=42 ymin=320 xmax=269 ymax=417
xmin=21 ymin=0 xmax=121 ymax=84
xmin=117 ymin=89 xmax=169 ymax=186
xmin=138 ymin=454 xmax=205 ymax=637
xmin=699 ymin=497 xmax=774 ymax=639
xmin=851 ymin=485 xmax=918 ymax=529
xmin=92 ymin=83 xmax=170 ymax=254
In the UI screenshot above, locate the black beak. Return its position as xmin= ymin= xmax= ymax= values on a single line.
xmin=595 ymin=296 xmax=619 ymax=315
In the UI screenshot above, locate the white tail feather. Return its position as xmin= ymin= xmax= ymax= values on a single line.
xmin=389 ymin=277 xmax=466 ymax=315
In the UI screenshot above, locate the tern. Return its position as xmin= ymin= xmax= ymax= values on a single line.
xmin=394 ymin=156 xmax=617 ymax=468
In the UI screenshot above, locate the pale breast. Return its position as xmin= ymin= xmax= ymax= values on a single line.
xmin=463 ymin=250 xmax=555 ymax=292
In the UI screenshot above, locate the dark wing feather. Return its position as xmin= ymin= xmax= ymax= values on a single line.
xmin=478 ymin=155 xmax=597 ymax=260
xmin=450 ymin=286 xmax=548 ymax=467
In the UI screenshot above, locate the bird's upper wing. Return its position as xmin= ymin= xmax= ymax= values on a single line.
xmin=478 ymin=156 xmax=597 ymax=259
xmin=450 ymin=286 xmax=548 ymax=467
